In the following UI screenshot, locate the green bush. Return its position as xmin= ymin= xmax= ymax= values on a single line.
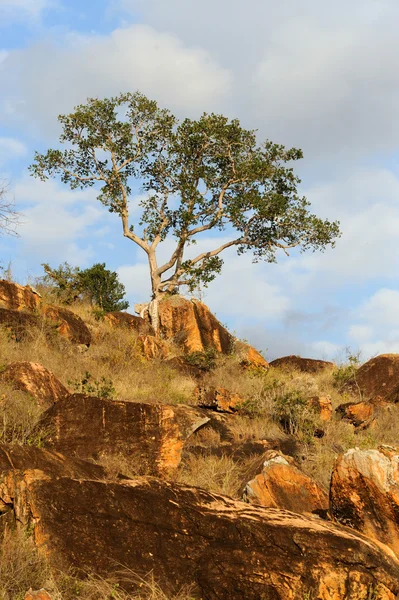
xmin=68 ymin=371 xmax=116 ymax=399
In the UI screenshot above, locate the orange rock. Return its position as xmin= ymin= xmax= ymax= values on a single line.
xmin=157 ymin=296 xmax=233 ymax=354
xmin=0 ymin=362 xmax=69 ymax=407
xmin=0 ymin=280 xmax=42 ymax=312
xmin=194 ymin=386 xmax=243 ymax=413
xmin=24 ymin=591 xmax=53 ymax=600
xmin=235 ymin=341 xmax=269 ymax=369
xmin=310 ymin=395 xmax=333 ymax=421
xmin=104 ymin=311 xmax=155 ymax=336
xmin=345 ymin=354 xmax=399 ymax=403
xmin=244 ymin=451 xmax=328 ymax=514
xmin=330 ymin=446 xmax=399 ymax=556
xmin=270 ymin=355 xmax=335 ymax=373
xmin=336 ymin=400 xmax=376 ymax=428
xmin=138 ymin=335 xmax=169 ymax=360
xmin=42 ymin=305 xmax=91 ymax=345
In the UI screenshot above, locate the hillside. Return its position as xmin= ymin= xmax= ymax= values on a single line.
xmin=0 ymin=280 xmax=399 ymax=599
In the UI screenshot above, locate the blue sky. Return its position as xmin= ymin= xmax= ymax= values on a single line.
xmin=1 ymin=0 xmax=399 ymax=361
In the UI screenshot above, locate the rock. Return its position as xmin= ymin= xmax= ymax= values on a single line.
xmin=345 ymin=354 xmax=399 ymax=403
xmin=336 ymin=400 xmax=376 ymax=428
xmin=138 ymin=335 xmax=169 ymax=360
xmin=157 ymin=296 xmax=234 ymax=354
xmin=243 ymin=451 xmax=328 ymax=515
xmin=270 ymin=355 xmax=335 ymax=373
xmin=41 ymin=394 xmax=210 ymax=474
xmin=0 ymin=280 xmax=42 ymax=312
xmin=1 ymin=472 xmax=399 ymax=599
xmin=24 ymin=591 xmax=53 ymax=600
xmin=166 ymin=356 xmax=207 ymax=379
xmin=0 ymin=362 xmax=69 ymax=408
xmin=235 ymin=341 xmax=269 ymax=369
xmin=310 ymin=395 xmax=333 ymax=421
xmin=330 ymin=446 xmax=399 ymax=557
xmin=104 ymin=311 xmax=155 ymax=336
xmin=0 ymin=308 xmax=40 ymax=340
xmin=42 ymin=305 xmax=91 ymax=346
xmin=194 ymin=386 xmax=243 ymax=414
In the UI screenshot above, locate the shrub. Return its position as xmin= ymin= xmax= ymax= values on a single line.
xmin=185 ymin=348 xmax=217 ymax=372
xmin=68 ymin=371 xmax=116 ymax=399
xmin=333 ymin=350 xmax=361 ymax=391
xmin=0 ymin=383 xmax=44 ymax=445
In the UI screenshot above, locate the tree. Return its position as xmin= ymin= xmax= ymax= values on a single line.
xmin=30 ymin=92 xmax=340 ymax=324
xmin=0 ymin=181 xmax=20 ymax=237
xmin=42 ymin=262 xmax=129 ymax=312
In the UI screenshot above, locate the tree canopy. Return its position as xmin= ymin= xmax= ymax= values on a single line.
xmin=30 ymin=92 xmax=340 ymax=303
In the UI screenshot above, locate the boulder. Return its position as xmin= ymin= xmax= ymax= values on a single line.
xmin=157 ymin=296 xmax=233 ymax=354
xmin=194 ymin=386 xmax=243 ymax=414
xmin=0 ymin=308 xmax=40 ymax=340
xmin=1 ymin=471 xmax=399 ymax=599
xmin=330 ymin=446 xmax=399 ymax=556
xmin=345 ymin=354 xmax=399 ymax=403
xmin=24 ymin=592 xmax=53 ymax=600
xmin=42 ymin=305 xmax=91 ymax=346
xmin=138 ymin=335 xmax=169 ymax=360
xmin=310 ymin=395 xmax=333 ymax=422
xmin=270 ymin=355 xmax=335 ymax=373
xmin=104 ymin=311 xmax=155 ymax=336
xmin=0 ymin=280 xmax=42 ymax=312
xmin=243 ymin=451 xmax=328 ymax=515
xmin=336 ymin=400 xmax=376 ymax=428
xmin=234 ymin=340 xmax=269 ymax=369
xmin=41 ymin=394 xmax=210 ymax=474
xmin=166 ymin=356 xmax=207 ymax=379
xmin=0 ymin=362 xmax=69 ymax=408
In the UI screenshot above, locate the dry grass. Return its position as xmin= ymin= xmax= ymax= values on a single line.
xmin=95 ymin=451 xmax=152 ymax=479
xmin=0 ymin=382 xmax=44 ymax=445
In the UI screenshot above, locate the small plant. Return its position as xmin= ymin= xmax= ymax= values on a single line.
xmin=333 ymin=349 xmax=361 ymax=390
xmin=185 ymin=348 xmax=217 ymax=372
xmin=0 ymin=385 xmax=44 ymax=445
xmin=274 ymin=390 xmax=319 ymax=441
xmin=68 ymin=371 xmax=116 ymax=399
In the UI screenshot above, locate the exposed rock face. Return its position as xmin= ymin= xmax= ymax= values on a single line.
xmin=270 ymin=355 xmax=335 ymax=373
xmin=0 ymin=362 xmax=69 ymax=408
xmin=243 ymin=451 xmax=328 ymax=515
xmin=0 ymin=280 xmax=42 ymax=312
xmin=1 ymin=471 xmax=399 ymax=599
xmin=24 ymin=591 xmax=53 ymax=600
xmin=138 ymin=335 xmax=169 ymax=360
xmin=42 ymin=305 xmax=91 ymax=346
xmin=234 ymin=341 xmax=269 ymax=369
xmin=330 ymin=447 xmax=399 ymax=556
xmin=0 ymin=308 xmax=40 ymax=340
xmin=157 ymin=296 xmax=234 ymax=354
xmin=41 ymin=394 xmax=210 ymax=474
xmin=104 ymin=311 xmax=155 ymax=336
xmin=194 ymin=386 xmax=243 ymax=414
xmin=336 ymin=400 xmax=377 ymax=428
xmin=310 ymin=395 xmax=333 ymax=421
xmin=345 ymin=354 xmax=399 ymax=403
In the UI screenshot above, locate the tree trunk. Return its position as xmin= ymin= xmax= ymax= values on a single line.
xmin=148 ymin=250 xmax=163 ymax=334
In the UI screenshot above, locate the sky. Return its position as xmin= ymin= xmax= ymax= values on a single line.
xmin=1 ymin=0 xmax=399 ymax=361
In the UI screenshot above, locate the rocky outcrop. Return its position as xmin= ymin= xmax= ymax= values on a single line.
xmin=310 ymin=395 xmax=333 ymax=421
xmin=0 ymin=280 xmax=42 ymax=312
xmin=330 ymin=447 xmax=399 ymax=556
xmin=41 ymin=394 xmax=210 ymax=474
xmin=336 ymin=400 xmax=377 ymax=428
xmin=0 ymin=362 xmax=69 ymax=408
xmin=0 ymin=308 xmax=40 ymax=340
xmin=234 ymin=341 xmax=269 ymax=369
xmin=194 ymin=386 xmax=243 ymax=414
xmin=270 ymin=355 xmax=335 ymax=373
xmin=157 ymin=296 xmax=234 ymax=354
xmin=244 ymin=451 xmax=328 ymax=515
xmin=345 ymin=354 xmax=399 ymax=403
xmin=1 ymin=471 xmax=398 ymax=599
xmin=138 ymin=335 xmax=169 ymax=360
xmin=42 ymin=305 xmax=91 ymax=346
xmin=104 ymin=311 xmax=155 ymax=336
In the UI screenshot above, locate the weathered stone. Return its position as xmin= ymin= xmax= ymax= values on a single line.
xmin=345 ymin=354 xmax=399 ymax=403
xmin=310 ymin=395 xmax=333 ymax=422
xmin=336 ymin=400 xmax=376 ymax=428
xmin=243 ymin=451 xmax=328 ymax=515
xmin=1 ymin=472 xmax=398 ymax=599
xmin=157 ymin=296 xmax=234 ymax=354
xmin=194 ymin=386 xmax=243 ymax=414
xmin=41 ymin=394 xmax=210 ymax=474
xmin=235 ymin=340 xmax=269 ymax=369
xmin=138 ymin=335 xmax=169 ymax=360
xmin=0 ymin=362 xmax=69 ymax=408
xmin=42 ymin=305 xmax=91 ymax=346
xmin=24 ymin=591 xmax=53 ymax=600
xmin=270 ymin=355 xmax=335 ymax=373
xmin=166 ymin=356 xmax=207 ymax=379
xmin=330 ymin=446 xmax=399 ymax=557
xmin=0 ymin=308 xmax=40 ymax=340
xmin=104 ymin=311 xmax=155 ymax=336
xmin=0 ymin=280 xmax=42 ymax=312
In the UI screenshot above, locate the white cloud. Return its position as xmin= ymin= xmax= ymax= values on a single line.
xmin=0 ymin=137 xmax=27 ymax=165
xmin=1 ymin=24 xmax=231 ymax=135
xmin=0 ymin=0 xmax=54 ymax=21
